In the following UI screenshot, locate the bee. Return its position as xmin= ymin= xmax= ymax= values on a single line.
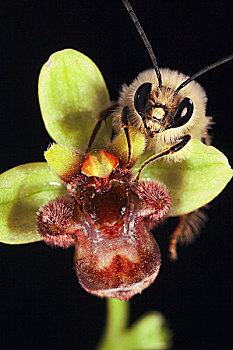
xmin=86 ymin=0 xmax=233 ymax=260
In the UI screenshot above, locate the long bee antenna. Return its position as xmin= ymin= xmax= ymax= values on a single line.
xmin=175 ymin=53 xmax=233 ymax=94
xmin=122 ymin=0 xmax=162 ymax=88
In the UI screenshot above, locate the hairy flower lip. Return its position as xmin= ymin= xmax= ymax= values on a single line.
xmin=74 ymin=220 xmax=162 ymax=300
xmin=78 ymin=258 xmax=161 ymax=300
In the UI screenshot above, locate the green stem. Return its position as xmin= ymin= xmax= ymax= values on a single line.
xmin=96 ymin=298 xmax=129 ymax=350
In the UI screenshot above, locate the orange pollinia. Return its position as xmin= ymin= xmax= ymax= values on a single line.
xmin=81 ymin=150 xmax=119 ymax=178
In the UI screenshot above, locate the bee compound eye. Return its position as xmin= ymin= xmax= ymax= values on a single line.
xmin=134 ymin=82 xmax=152 ymax=116
xmin=172 ymin=97 xmax=194 ymax=128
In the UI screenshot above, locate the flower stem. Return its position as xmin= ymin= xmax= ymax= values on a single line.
xmin=96 ymin=298 xmax=129 ymax=350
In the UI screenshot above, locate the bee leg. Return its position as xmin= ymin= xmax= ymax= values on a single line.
xmin=121 ymin=106 xmax=132 ymax=168
xmin=169 ymin=209 xmax=207 ymax=260
xmin=136 ymin=134 xmax=191 ymax=181
xmin=169 ymin=215 xmax=187 ymax=261
xmin=85 ymin=103 xmax=118 ymax=154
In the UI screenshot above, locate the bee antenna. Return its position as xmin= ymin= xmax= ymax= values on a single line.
xmin=175 ymin=53 xmax=233 ymax=94
xmin=122 ymin=0 xmax=162 ymax=88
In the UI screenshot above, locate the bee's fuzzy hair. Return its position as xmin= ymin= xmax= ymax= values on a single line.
xmin=112 ymin=68 xmax=212 ymax=162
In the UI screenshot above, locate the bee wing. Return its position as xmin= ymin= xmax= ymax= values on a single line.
xmin=178 ymin=209 xmax=208 ymax=245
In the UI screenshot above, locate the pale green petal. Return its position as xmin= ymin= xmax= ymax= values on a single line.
xmin=44 ymin=143 xmax=83 ymax=182
xmin=108 ymin=127 xmax=146 ymax=168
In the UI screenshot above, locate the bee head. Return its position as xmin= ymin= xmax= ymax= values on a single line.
xmin=116 ymin=68 xmax=207 ymax=140
xmin=120 ymin=0 xmax=233 ymax=142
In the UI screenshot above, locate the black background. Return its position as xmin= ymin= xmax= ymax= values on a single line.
xmin=1 ymin=1 xmax=233 ymax=349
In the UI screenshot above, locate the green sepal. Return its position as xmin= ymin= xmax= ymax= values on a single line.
xmin=133 ymin=139 xmax=233 ymax=216
xmin=38 ymin=49 xmax=110 ymax=150
xmin=0 ymin=163 xmax=66 ymax=244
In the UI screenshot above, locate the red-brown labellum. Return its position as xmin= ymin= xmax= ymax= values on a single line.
xmin=37 ymin=150 xmax=171 ymax=299
xmin=71 ymin=176 xmax=168 ymax=300
xmin=73 ymin=216 xmax=161 ymax=300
